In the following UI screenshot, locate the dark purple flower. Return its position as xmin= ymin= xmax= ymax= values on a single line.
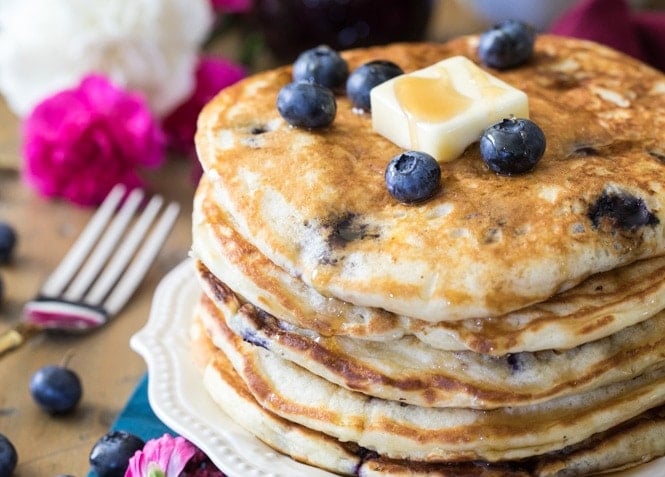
xmin=210 ymin=0 xmax=252 ymax=13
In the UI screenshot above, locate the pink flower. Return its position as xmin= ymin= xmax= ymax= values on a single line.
xmin=22 ymin=75 xmax=165 ymax=207
xmin=125 ymin=434 xmax=197 ymax=477
xmin=210 ymin=0 xmax=252 ymax=13
xmin=162 ymin=55 xmax=245 ymax=176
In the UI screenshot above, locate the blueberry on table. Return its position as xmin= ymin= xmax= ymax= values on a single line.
xmin=89 ymin=431 xmax=145 ymax=477
xmin=0 ymin=433 xmax=17 ymax=477
xmin=0 ymin=222 xmax=17 ymax=264
xmin=480 ymin=117 xmax=546 ymax=175
xmin=385 ymin=151 xmax=441 ymax=203
xmin=346 ymin=60 xmax=403 ymax=112
xmin=293 ymin=45 xmax=349 ymax=90
xmin=29 ymin=364 xmax=82 ymax=414
xmin=277 ymin=81 xmax=337 ymax=128
xmin=478 ymin=19 xmax=535 ymax=69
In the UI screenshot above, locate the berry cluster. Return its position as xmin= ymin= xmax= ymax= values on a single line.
xmin=276 ymin=19 xmax=545 ymax=205
xmin=277 ymin=44 xmax=403 ymax=128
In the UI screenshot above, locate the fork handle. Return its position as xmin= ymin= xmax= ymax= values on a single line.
xmin=23 ymin=298 xmax=109 ymax=331
xmin=0 ymin=322 xmax=40 ymax=356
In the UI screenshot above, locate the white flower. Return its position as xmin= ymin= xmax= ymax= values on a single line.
xmin=0 ymin=0 xmax=214 ymax=117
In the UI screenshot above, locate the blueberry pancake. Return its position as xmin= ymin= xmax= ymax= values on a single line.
xmin=210 ymin=276 xmax=665 ymax=409
xmin=193 ymin=300 xmax=665 ymax=476
xmin=190 ymin=29 xmax=665 ymax=476
xmin=197 ymin=291 xmax=665 ymax=463
xmin=195 ymin=35 xmax=665 ymax=322
xmin=193 ymin=176 xmax=665 ymax=354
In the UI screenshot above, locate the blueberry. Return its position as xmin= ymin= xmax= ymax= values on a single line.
xmin=0 ymin=433 xmax=17 ymax=477
xmin=477 ymin=19 xmax=535 ymax=69
xmin=292 ymin=45 xmax=349 ymax=91
xmin=0 ymin=222 xmax=17 ymax=264
xmin=588 ymin=190 xmax=659 ymax=231
xmin=385 ymin=151 xmax=441 ymax=203
xmin=29 ymin=364 xmax=82 ymax=414
xmin=277 ymin=81 xmax=337 ymax=128
xmin=346 ymin=60 xmax=403 ymax=112
xmin=480 ymin=117 xmax=546 ymax=175
xmin=89 ymin=431 xmax=145 ymax=477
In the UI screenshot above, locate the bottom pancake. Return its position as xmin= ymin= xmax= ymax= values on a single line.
xmin=191 ymin=297 xmax=665 ymax=476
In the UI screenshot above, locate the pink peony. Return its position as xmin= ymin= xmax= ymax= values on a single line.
xmin=125 ymin=434 xmax=225 ymax=477
xmin=22 ymin=75 xmax=165 ymax=206
xmin=210 ymin=0 xmax=252 ymax=13
xmin=162 ymin=55 xmax=245 ymax=170
xmin=125 ymin=434 xmax=197 ymax=477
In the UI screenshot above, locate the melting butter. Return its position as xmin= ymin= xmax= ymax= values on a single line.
xmin=370 ymin=56 xmax=529 ymax=162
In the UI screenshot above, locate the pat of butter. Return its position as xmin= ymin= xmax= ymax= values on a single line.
xmin=370 ymin=56 xmax=529 ymax=162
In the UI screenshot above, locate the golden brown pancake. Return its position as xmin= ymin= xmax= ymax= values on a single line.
xmin=193 ymin=293 xmax=665 ymax=475
xmin=193 ymin=176 xmax=665 ymax=354
xmin=200 ymin=268 xmax=665 ymax=409
xmin=196 ymin=292 xmax=665 ymax=463
xmin=190 ymin=31 xmax=665 ymax=476
xmin=196 ymin=35 xmax=665 ymax=322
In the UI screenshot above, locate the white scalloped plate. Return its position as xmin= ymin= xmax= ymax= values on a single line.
xmin=130 ymin=259 xmax=335 ymax=477
xmin=131 ymin=259 xmax=665 ymax=477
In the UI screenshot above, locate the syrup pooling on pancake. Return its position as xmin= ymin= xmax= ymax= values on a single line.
xmin=196 ymin=36 xmax=665 ymax=322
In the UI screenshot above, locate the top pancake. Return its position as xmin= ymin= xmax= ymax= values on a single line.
xmin=196 ymin=35 xmax=665 ymax=322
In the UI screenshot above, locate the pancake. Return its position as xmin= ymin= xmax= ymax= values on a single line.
xmin=193 ymin=176 xmax=665 ymax=354
xmin=196 ymin=292 xmax=665 ymax=463
xmin=208 ymin=272 xmax=665 ymax=409
xmin=192 ymin=300 xmax=665 ymax=476
xmin=195 ymin=35 xmax=665 ymax=322
xmin=192 ymin=310 xmax=531 ymax=476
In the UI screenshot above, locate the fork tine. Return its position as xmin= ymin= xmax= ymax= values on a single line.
xmin=62 ymin=187 xmax=145 ymax=302
xmin=40 ymin=184 xmax=127 ymax=297
xmin=103 ymin=201 xmax=180 ymax=316
xmin=83 ymin=194 xmax=165 ymax=305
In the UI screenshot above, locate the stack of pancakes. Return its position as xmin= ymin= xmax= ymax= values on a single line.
xmin=190 ymin=33 xmax=665 ymax=476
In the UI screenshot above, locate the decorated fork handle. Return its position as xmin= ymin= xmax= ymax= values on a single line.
xmin=23 ymin=298 xmax=109 ymax=330
xmin=0 ymin=299 xmax=109 ymax=356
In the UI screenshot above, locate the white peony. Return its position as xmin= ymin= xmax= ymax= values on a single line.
xmin=0 ymin=0 xmax=214 ymax=117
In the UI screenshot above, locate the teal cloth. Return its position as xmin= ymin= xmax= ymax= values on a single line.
xmin=87 ymin=374 xmax=174 ymax=476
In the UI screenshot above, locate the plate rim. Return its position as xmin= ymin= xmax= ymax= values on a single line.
xmin=130 ymin=258 xmax=337 ymax=477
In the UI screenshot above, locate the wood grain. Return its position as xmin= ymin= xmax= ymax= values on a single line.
xmin=0 ymin=99 xmax=195 ymax=476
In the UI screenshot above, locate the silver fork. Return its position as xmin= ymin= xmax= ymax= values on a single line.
xmin=0 ymin=184 xmax=180 ymax=356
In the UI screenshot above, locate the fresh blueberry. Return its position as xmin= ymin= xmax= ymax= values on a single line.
xmin=292 ymin=45 xmax=349 ymax=91
xmin=89 ymin=431 xmax=145 ymax=477
xmin=477 ymin=20 xmax=535 ymax=69
xmin=0 ymin=222 xmax=17 ymax=264
xmin=346 ymin=60 xmax=403 ymax=112
xmin=480 ymin=117 xmax=546 ymax=175
xmin=277 ymin=81 xmax=337 ymax=128
xmin=29 ymin=364 xmax=82 ymax=414
xmin=0 ymin=433 xmax=17 ymax=477
xmin=385 ymin=151 xmax=441 ymax=203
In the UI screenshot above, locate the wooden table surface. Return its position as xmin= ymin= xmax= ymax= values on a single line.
xmin=0 ymin=98 xmax=196 ymax=476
